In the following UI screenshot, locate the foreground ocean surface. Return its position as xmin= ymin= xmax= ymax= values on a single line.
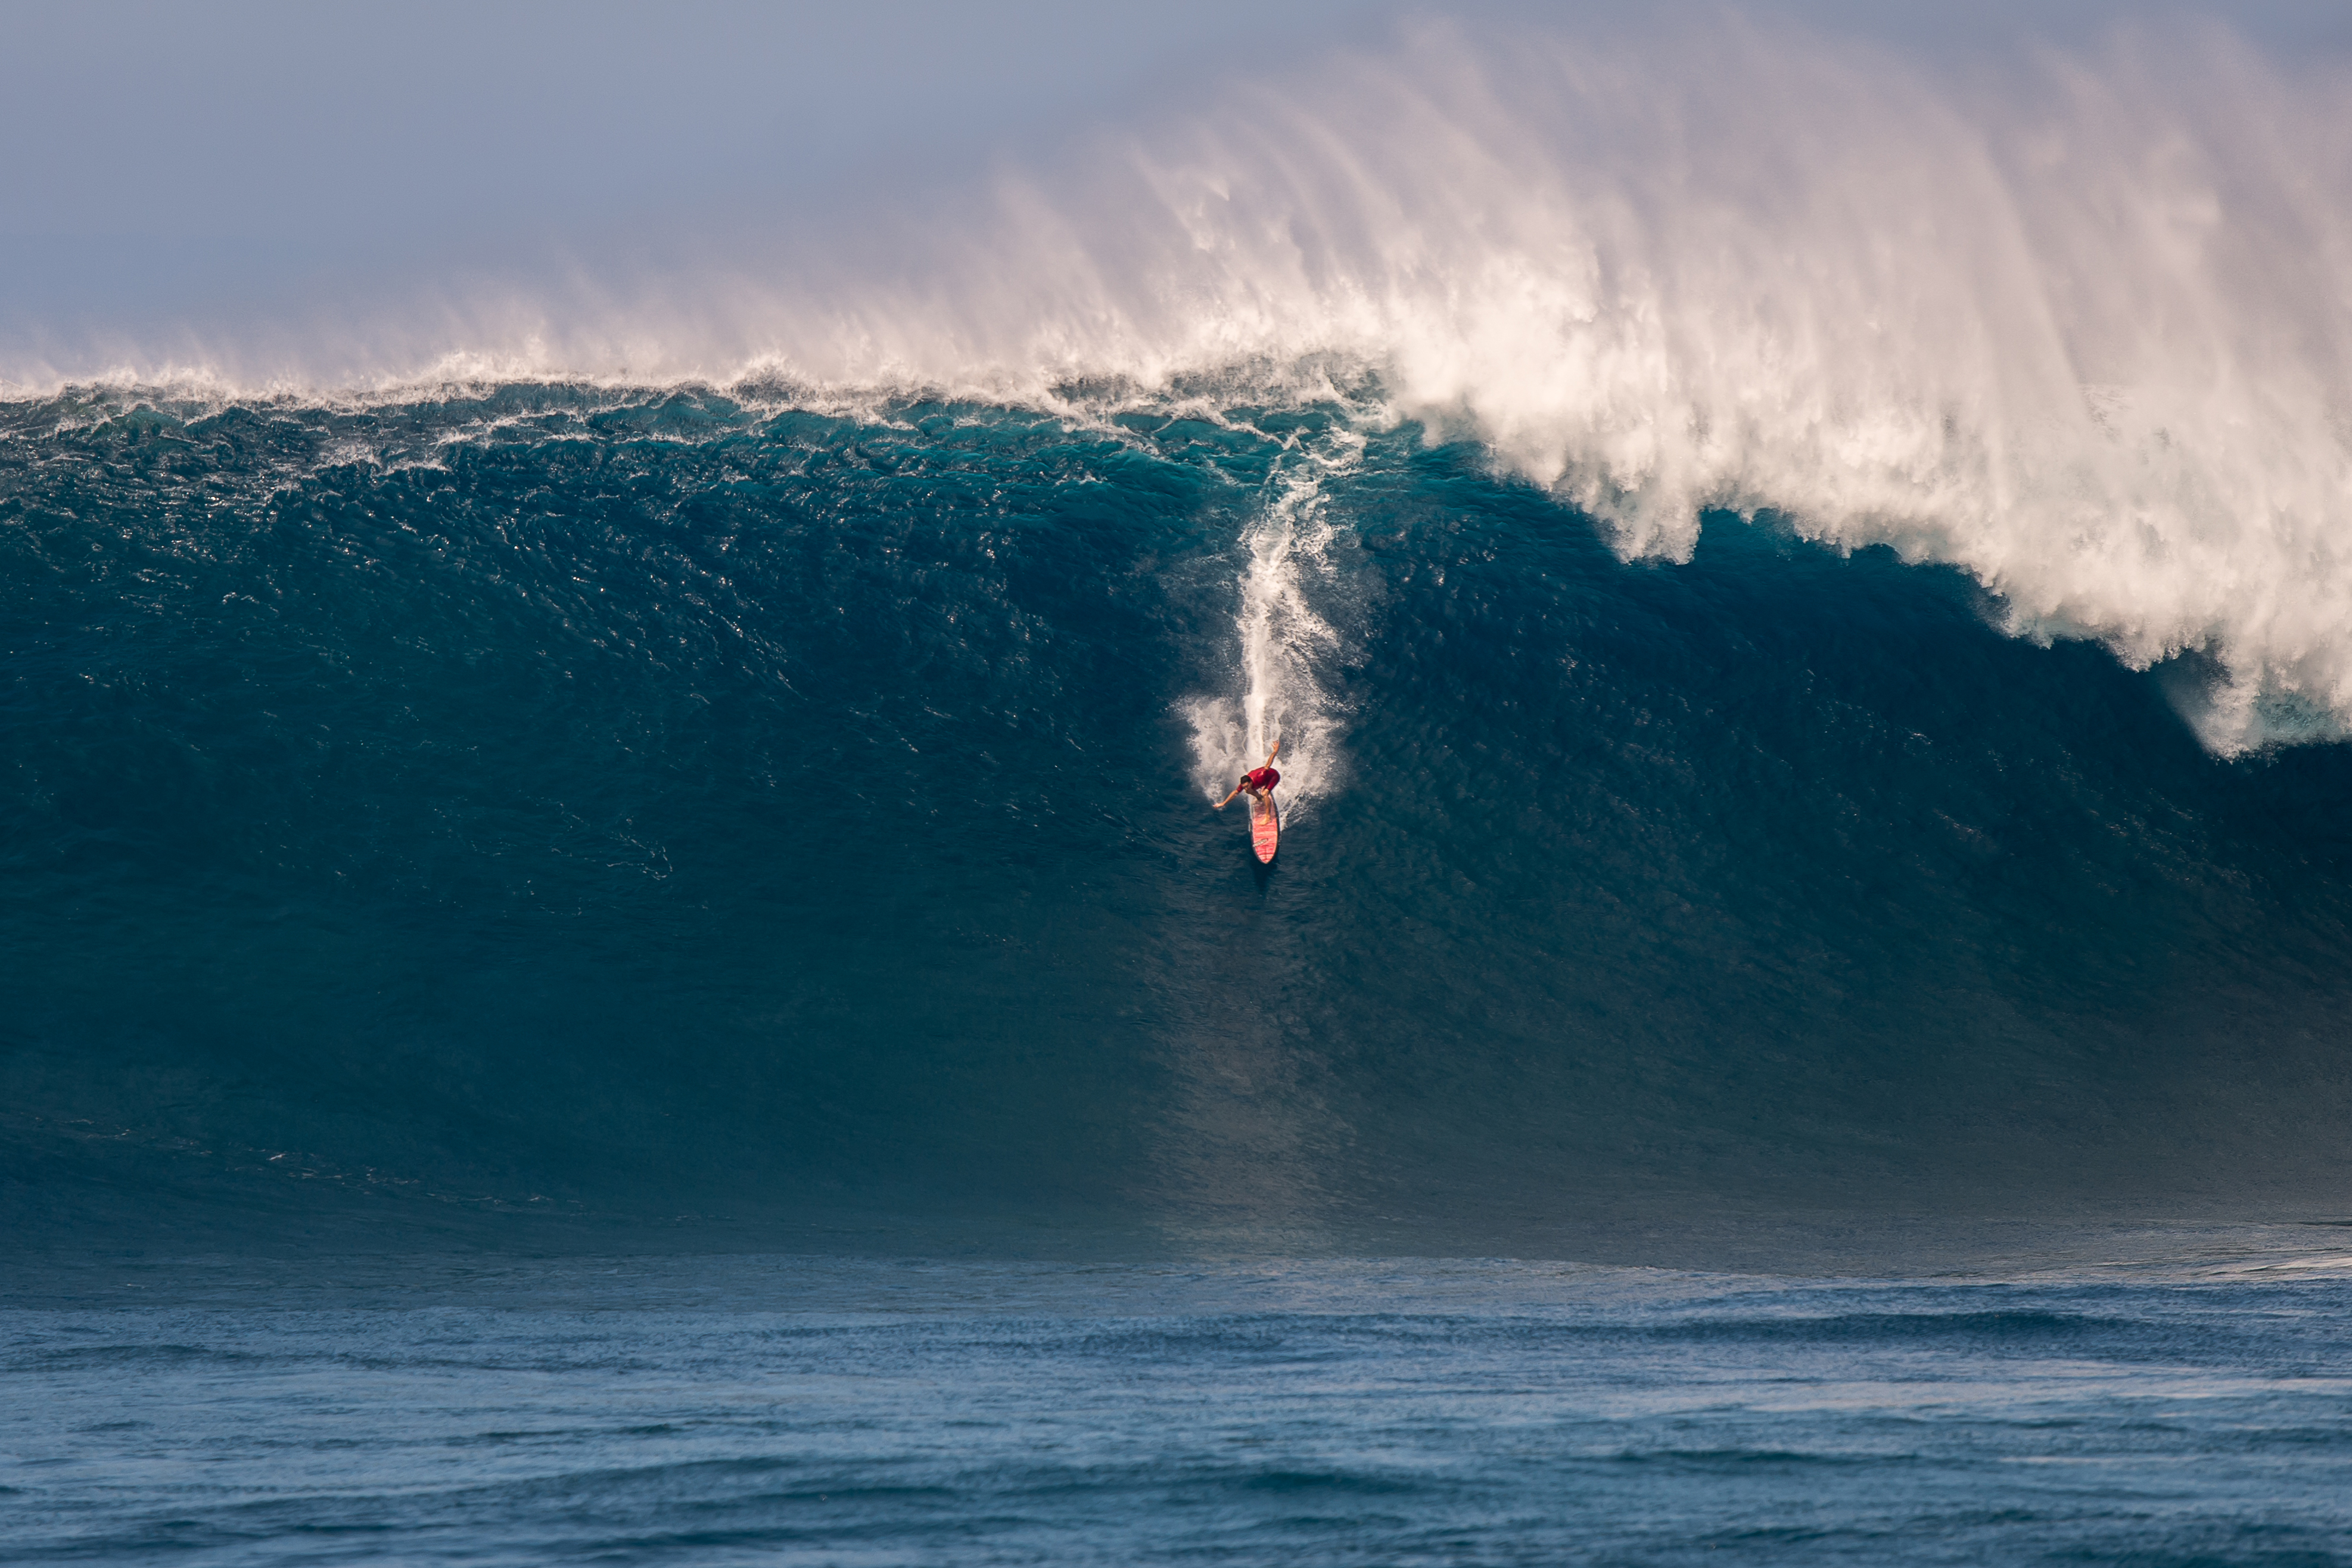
xmin=10 ymin=1245 xmax=2352 ymax=1566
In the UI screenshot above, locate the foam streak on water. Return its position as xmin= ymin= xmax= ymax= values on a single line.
xmin=1187 ymin=440 xmax=1357 ymax=815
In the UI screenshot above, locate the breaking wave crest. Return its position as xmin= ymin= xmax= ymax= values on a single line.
xmin=8 ymin=13 xmax=2352 ymax=753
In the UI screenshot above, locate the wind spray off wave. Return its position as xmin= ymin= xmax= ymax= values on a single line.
xmin=942 ymin=20 xmax=2352 ymax=755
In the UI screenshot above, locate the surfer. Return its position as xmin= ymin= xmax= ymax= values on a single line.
xmin=1215 ymin=742 xmax=1281 ymax=813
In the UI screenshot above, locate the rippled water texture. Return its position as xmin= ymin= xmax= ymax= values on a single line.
xmin=8 ymin=1250 xmax=2352 ymax=1566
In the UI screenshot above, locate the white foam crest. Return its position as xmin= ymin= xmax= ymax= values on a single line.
xmin=957 ymin=20 xmax=2352 ymax=753
xmin=1188 ymin=439 xmax=1360 ymax=815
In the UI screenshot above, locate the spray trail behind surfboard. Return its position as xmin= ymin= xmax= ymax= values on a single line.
xmin=1187 ymin=440 xmax=1358 ymax=817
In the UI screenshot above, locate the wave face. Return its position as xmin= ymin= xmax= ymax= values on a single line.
xmin=6 ymin=383 xmax=2352 ymax=1245
xmin=8 ymin=13 xmax=2352 ymax=1246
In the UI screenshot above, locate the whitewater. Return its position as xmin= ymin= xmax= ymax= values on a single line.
xmin=1186 ymin=438 xmax=1361 ymax=814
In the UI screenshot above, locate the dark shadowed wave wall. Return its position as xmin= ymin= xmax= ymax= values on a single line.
xmin=5 ymin=384 xmax=2351 ymax=1249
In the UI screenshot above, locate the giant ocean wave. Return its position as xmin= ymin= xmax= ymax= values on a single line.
xmin=7 ymin=13 xmax=2352 ymax=1252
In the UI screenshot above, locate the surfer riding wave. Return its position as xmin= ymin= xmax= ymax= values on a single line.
xmin=1215 ymin=742 xmax=1281 ymax=819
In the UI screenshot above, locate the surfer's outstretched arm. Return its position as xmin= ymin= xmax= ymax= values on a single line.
xmin=1214 ymin=785 xmax=1242 ymax=810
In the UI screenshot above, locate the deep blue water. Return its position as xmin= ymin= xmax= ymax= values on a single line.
xmin=8 ymin=381 xmax=2352 ymax=1561
xmin=8 ymin=1249 xmax=2352 ymax=1566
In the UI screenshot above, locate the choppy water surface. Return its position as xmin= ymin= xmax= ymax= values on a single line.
xmin=7 ymin=1249 xmax=2352 ymax=1566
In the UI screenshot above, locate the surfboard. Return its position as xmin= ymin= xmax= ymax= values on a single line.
xmin=1251 ymin=794 xmax=1280 ymax=864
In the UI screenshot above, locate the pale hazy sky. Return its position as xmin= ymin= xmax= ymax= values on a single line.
xmin=2 ymin=0 xmax=2344 ymax=365
xmin=1 ymin=2 xmax=1377 ymax=339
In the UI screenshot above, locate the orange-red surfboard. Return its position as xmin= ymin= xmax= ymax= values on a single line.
xmin=1250 ymin=795 xmax=1280 ymax=863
